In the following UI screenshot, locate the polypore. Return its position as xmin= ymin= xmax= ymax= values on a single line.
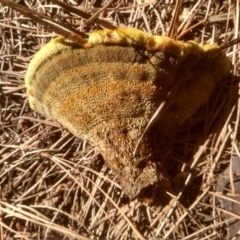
xmin=25 ymin=28 xmax=230 ymax=199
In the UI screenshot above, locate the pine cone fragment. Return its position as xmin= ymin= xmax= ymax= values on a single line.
xmin=25 ymin=28 xmax=231 ymax=199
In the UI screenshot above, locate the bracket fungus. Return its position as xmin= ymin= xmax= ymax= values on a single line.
xmin=25 ymin=28 xmax=231 ymax=200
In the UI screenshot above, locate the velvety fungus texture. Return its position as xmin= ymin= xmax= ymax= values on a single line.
xmin=25 ymin=28 xmax=231 ymax=199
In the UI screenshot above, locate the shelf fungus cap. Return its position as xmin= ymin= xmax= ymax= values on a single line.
xmin=25 ymin=28 xmax=231 ymax=200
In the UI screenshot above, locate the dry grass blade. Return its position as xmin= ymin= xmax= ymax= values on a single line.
xmin=0 ymin=0 xmax=240 ymax=239
xmin=51 ymin=0 xmax=117 ymax=29
xmin=0 ymin=0 xmax=88 ymax=38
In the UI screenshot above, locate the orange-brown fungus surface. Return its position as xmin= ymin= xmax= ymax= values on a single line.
xmin=25 ymin=28 xmax=231 ymax=199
